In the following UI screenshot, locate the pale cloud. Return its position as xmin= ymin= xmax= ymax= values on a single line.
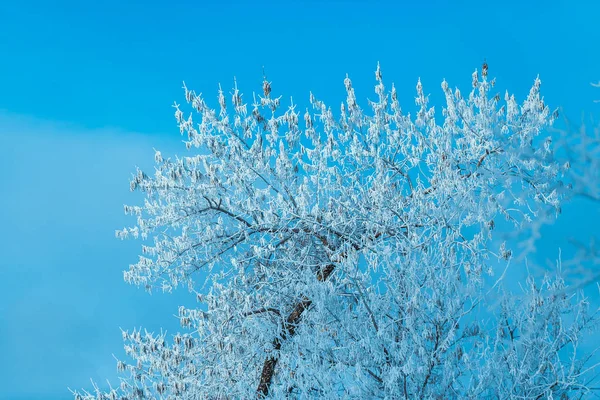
xmin=0 ymin=111 xmax=195 ymax=399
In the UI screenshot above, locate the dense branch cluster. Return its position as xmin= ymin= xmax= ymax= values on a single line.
xmin=73 ymin=64 xmax=598 ymax=399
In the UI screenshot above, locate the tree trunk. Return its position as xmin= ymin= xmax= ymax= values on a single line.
xmin=256 ymin=264 xmax=335 ymax=397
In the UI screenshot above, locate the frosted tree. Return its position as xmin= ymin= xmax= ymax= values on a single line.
xmin=537 ymin=86 xmax=600 ymax=290
xmin=73 ymin=63 xmax=600 ymax=399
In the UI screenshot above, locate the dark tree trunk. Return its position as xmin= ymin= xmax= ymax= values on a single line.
xmin=256 ymin=232 xmax=377 ymax=397
xmin=256 ymin=264 xmax=335 ymax=398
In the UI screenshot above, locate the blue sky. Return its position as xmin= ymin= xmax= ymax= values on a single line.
xmin=1 ymin=0 xmax=599 ymax=398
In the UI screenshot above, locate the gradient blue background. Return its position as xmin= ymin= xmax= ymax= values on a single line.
xmin=1 ymin=1 xmax=599 ymax=398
